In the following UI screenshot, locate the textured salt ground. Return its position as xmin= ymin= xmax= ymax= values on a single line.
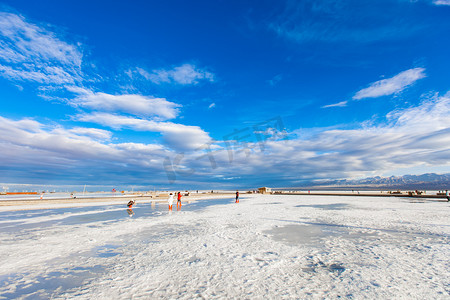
xmin=0 ymin=195 xmax=449 ymax=299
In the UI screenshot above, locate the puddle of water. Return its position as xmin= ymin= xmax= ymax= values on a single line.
xmin=294 ymin=203 xmax=350 ymax=210
xmin=302 ymin=260 xmax=346 ymax=275
xmin=265 ymin=224 xmax=327 ymax=245
xmin=186 ymin=256 xmax=201 ymax=265
xmin=0 ymin=198 xmax=235 ymax=235
xmin=0 ymin=265 xmax=104 ymax=300
xmin=403 ymin=199 xmax=427 ymax=203
xmin=264 ymin=222 xmax=379 ymax=247
xmin=94 ymin=244 xmax=121 ymax=258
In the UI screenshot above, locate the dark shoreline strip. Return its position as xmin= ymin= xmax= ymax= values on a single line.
xmin=274 ymin=192 xmax=449 ymax=201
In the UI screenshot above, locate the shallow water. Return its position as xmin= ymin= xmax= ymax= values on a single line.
xmin=0 ymin=197 xmax=234 ymax=234
xmin=264 ymin=222 xmax=368 ymax=247
xmin=0 ymin=197 xmax=235 ymax=299
xmin=0 ymin=192 xmax=124 ymax=201
xmin=0 ymin=265 xmax=105 ymax=300
xmin=294 ymin=203 xmax=350 ymax=210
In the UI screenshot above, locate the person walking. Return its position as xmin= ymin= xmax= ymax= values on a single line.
xmin=235 ymin=190 xmax=239 ymax=203
xmin=168 ymin=193 xmax=174 ymax=211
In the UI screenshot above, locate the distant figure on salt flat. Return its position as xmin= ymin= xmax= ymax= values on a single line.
xmin=235 ymin=190 xmax=239 ymax=203
xmin=177 ymin=192 xmax=182 ymax=207
xmin=126 ymin=199 xmax=135 ymax=217
xmin=446 ymin=190 xmax=449 ymax=202
xmin=168 ymin=193 xmax=174 ymax=211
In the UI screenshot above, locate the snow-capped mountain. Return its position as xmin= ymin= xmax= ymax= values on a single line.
xmin=308 ymin=173 xmax=450 ymax=190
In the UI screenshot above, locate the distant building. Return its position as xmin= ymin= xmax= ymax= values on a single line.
xmin=258 ymin=187 xmax=272 ymax=194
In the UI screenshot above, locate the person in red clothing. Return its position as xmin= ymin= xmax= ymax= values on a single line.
xmin=235 ymin=191 xmax=239 ymax=203
xmin=177 ymin=192 xmax=182 ymax=207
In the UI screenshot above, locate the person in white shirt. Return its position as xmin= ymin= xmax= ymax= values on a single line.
xmin=168 ymin=193 xmax=174 ymax=210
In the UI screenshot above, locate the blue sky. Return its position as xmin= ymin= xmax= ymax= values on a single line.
xmin=1 ymin=0 xmax=450 ymax=189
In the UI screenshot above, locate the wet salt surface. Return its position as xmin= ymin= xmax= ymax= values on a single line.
xmin=0 ymin=197 xmax=233 ymax=234
xmin=294 ymin=203 xmax=350 ymax=210
xmin=302 ymin=258 xmax=346 ymax=275
xmin=266 ymin=218 xmax=450 ymax=245
xmin=0 ymin=195 xmax=449 ymax=299
xmin=265 ymin=223 xmax=355 ymax=246
xmin=0 ymin=198 xmax=234 ymax=299
xmin=0 ymin=192 xmax=125 ymax=201
xmin=0 ymin=265 xmax=105 ymax=300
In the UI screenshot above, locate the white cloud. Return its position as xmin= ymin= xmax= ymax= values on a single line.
xmin=1 ymin=92 xmax=450 ymax=185
xmin=132 ymin=63 xmax=214 ymax=85
xmin=322 ymin=101 xmax=348 ymax=108
xmin=0 ymin=116 xmax=119 ymax=161
xmin=77 ymin=112 xmax=212 ymax=151
xmin=0 ymin=12 xmax=83 ymax=85
xmin=208 ymin=103 xmax=216 ymax=109
xmin=0 ymin=64 xmax=77 ymax=84
xmin=67 ymin=87 xmax=181 ymax=120
xmin=353 ymin=68 xmax=426 ymax=100
xmin=0 ymin=115 xmax=172 ymax=181
xmin=173 ymin=92 xmax=450 ymax=182
xmin=433 ymin=0 xmax=450 ymax=5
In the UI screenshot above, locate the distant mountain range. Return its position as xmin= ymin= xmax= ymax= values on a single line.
xmin=305 ymin=173 xmax=450 ymax=190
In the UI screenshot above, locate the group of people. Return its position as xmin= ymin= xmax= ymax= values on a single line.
xmin=168 ymin=192 xmax=183 ymax=210
xmin=126 ymin=190 xmax=242 ymax=213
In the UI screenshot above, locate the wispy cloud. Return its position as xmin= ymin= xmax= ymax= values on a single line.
xmin=208 ymin=103 xmax=216 ymax=109
xmin=322 ymin=101 xmax=348 ymax=108
xmin=322 ymin=67 xmax=426 ymax=108
xmin=0 ymin=11 xmax=83 ymax=85
xmin=267 ymin=74 xmax=282 ymax=86
xmin=433 ymin=0 xmax=450 ymax=5
xmin=268 ymin=0 xmax=420 ymax=44
xmin=67 ymin=87 xmax=181 ymax=120
xmin=353 ymin=68 xmax=426 ymax=100
xmin=131 ymin=63 xmax=214 ymax=85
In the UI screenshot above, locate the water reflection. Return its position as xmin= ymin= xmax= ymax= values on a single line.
xmin=126 ymin=208 xmax=134 ymax=217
